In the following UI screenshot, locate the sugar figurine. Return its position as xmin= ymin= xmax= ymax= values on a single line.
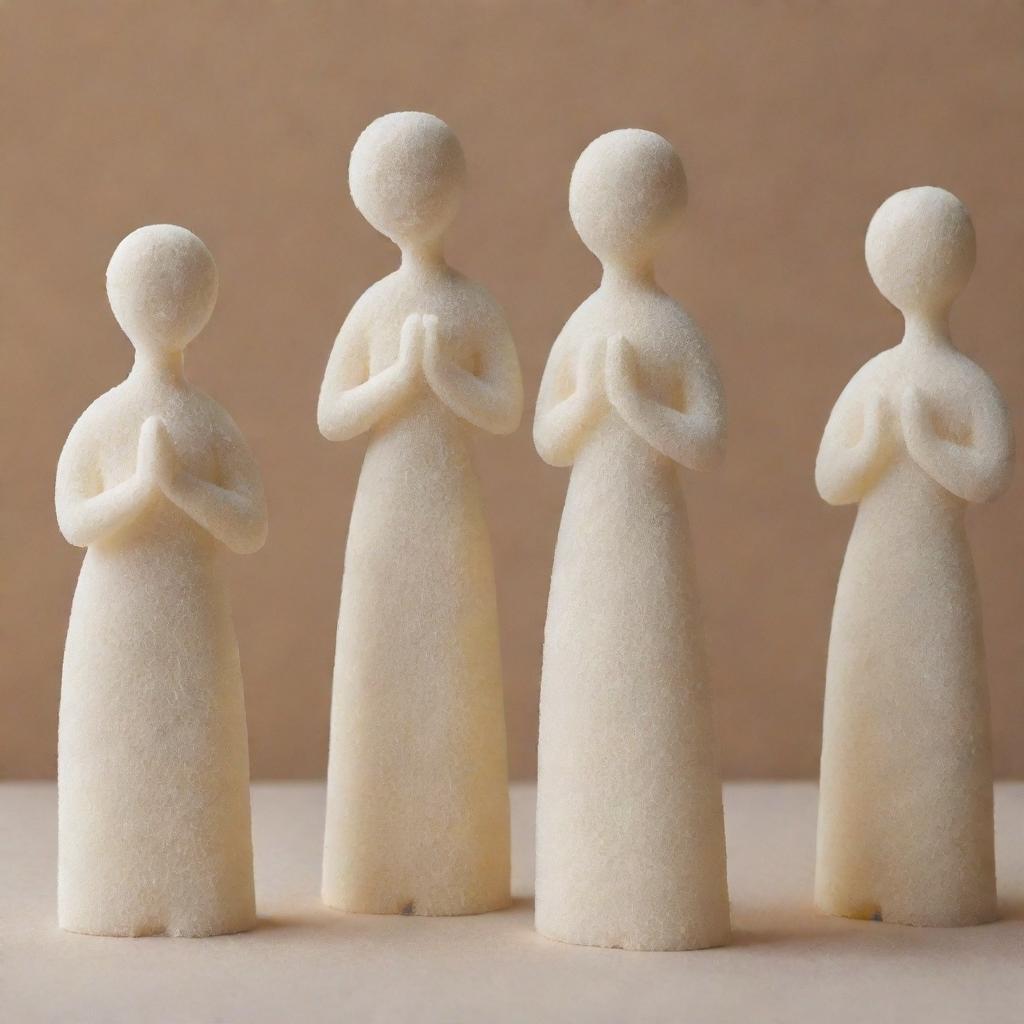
xmin=56 ymin=225 xmax=267 ymax=937
xmin=318 ymin=112 xmax=521 ymax=916
xmin=533 ymin=129 xmax=731 ymax=950
xmin=815 ymin=187 xmax=1013 ymax=926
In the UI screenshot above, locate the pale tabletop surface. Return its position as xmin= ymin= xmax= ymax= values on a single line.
xmin=2 ymin=782 xmax=1022 ymax=1023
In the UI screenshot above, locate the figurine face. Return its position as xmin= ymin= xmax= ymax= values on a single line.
xmin=865 ymin=186 xmax=976 ymax=317
xmin=569 ymin=129 xmax=687 ymax=267
xmin=349 ymin=111 xmax=466 ymax=249
xmin=106 ymin=225 xmax=218 ymax=354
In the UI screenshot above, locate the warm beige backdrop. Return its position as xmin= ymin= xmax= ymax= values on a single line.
xmin=3 ymin=1 xmax=1022 ymax=780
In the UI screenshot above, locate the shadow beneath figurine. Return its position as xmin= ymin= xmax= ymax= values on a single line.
xmin=500 ymin=896 xmax=534 ymax=915
xmin=728 ymin=902 xmax=1024 ymax=964
xmin=249 ymin=911 xmax=344 ymax=934
xmin=996 ymin=897 xmax=1024 ymax=921
xmin=728 ymin=925 xmax=812 ymax=950
xmin=254 ymin=897 xmax=536 ymax=935
xmin=250 ymin=915 xmax=295 ymax=932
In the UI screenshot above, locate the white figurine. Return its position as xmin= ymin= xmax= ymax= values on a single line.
xmin=533 ymin=129 xmax=731 ymax=951
xmin=56 ymin=225 xmax=267 ymax=937
xmin=815 ymin=187 xmax=1013 ymax=926
xmin=318 ymin=112 xmax=521 ymax=916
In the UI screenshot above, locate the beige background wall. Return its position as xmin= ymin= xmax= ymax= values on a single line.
xmin=3 ymin=1 xmax=1022 ymax=779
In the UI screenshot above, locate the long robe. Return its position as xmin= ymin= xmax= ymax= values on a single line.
xmin=322 ymin=392 xmax=510 ymax=916
xmin=816 ymin=451 xmax=996 ymax=926
xmin=535 ymin=414 xmax=730 ymax=950
xmin=59 ymin=498 xmax=254 ymax=937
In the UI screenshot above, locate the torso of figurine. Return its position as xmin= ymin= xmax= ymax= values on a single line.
xmin=78 ymin=375 xmax=225 ymax=552
xmin=837 ymin=338 xmax=1000 ymax=512
xmin=358 ymin=262 xmax=503 ymax=429
xmin=573 ymin=278 xmax=708 ymax=452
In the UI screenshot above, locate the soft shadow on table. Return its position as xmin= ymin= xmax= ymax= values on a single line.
xmin=997 ymin=897 xmax=1024 ymax=921
xmin=253 ymin=896 xmax=534 ymax=935
xmin=729 ymin=906 xmax=833 ymax=950
xmin=730 ymin=901 xmax=1024 ymax=962
xmin=251 ymin=909 xmax=356 ymax=934
xmin=252 ymin=914 xmax=311 ymax=932
xmin=502 ymin=896 xmax=535 ymax=914
xmin=251 ymin=896 xmax=1023 ymax=958
xmin=730 ymin=926 xmax=820 ymax=949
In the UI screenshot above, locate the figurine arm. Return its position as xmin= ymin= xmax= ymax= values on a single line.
xmin=422 ymin=314 xmax=523 ymax=434
xmin=605 ymin=334 xmax=726 ymax=471
xmin=55 ymin=416 xmax=155 ymax=547
xmin=317 ymin=312 xmax=420 ymax=442
xmin=901 ymin=385 xmax=1014 ymax=503
xmin=533 ymin=334 xmax=607 ymax=467
xmin=160 ymin=417 xmax=268 ymax=555
xmin=815 ymin=388 xmax=890 ymax=505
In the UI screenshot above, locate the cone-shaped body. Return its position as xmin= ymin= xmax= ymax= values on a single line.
xmin=319 ymin=113 xmax=522 ymax=915
xmin=56 ymin=225 xmax=267 ymax=936
xmin=533 ymin=130 xmax=731 ymax=950
xmin=815 ymin=187 xmax=1013 ymax=926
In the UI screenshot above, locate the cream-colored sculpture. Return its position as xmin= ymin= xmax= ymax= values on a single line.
xmin=318 ymin=112 xmax=521 ymax=916
xmin=55 ymin=225 xmax=267 ymax=937
xmin=533 ymin=129 xmax=731 ymax=951
xmin=815 ymin=187 xmax=1014 ymax=927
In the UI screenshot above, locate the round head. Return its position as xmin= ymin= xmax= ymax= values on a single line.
xmin=569 ymin=129 xmax=687 ymax=266
xmin=349 ymin=112 xmax=466 ymax=248
xmin=865 ymin=187 xmax=975 ymax=316
xmin=106 ymin=225 xmax=218 ymax=353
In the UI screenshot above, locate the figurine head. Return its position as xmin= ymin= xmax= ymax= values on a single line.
xmin=865 ymin=187 xmax=975 ymax=318
xmin=349 ymin=111 xmax=466 ymax=250
xmin=570 ymin=129 xmax=687 ymax=268
xmin=106 ymin=225 xmax=218 ymax=354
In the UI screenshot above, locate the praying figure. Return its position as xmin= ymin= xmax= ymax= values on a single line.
xmin=56 ymin=225 xmax=267 ymax=937
xmin=318 ymin=112 xmax=521 ymax=916
xmin=815 ymin=187 xmax=1013 ymax=926
xmin=533 ymin=129 xmax=731 ymax=950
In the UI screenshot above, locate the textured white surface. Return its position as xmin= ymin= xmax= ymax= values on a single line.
xmin=816 ymin=188 xmax=1014 ymax=927
xmin=54 ymin=226 xmax=267 ymax=937
xmin=318 ymin=113 xmax=522 ymax=915
xmin=2 ymin=782 xmax=1022 ymax=1024
xmin=533 ymin=130 xmax=729 ymax=950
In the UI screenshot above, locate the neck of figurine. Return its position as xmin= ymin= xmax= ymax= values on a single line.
xmin=401 ymin=239 xmax=448 ymax=277
xmin=601 ymin=257 xmax=656 ymax=291
xmin=901 ymin=310 xmax=953 ymax=353
xmin=131 ymin=348 xmax=186 ymax=386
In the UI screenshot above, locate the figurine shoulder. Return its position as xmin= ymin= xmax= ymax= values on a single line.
xmin=452 ymin=274 xmax=510 ymax=332
xmin=943 ymin=350 xmax=1006 ymax=405
xmin=187 ymin=388 xmax=249 ymax=447
xmin=559 ymin=291 xmax=604 ymax=337
xmin=832 ymin=350 xmax=897 ymax=404
xmin=346 ymin=272 xmax=403 ymax=323
xmin=663 ymin=296 xmax=708 ymax=349
xmin=642 ymin=294 xmax=714 ymax=368
xmin=65 ymin=383 xmax=132 ymax=440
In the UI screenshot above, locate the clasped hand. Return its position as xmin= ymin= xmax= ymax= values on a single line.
xmin=859 ymin=384 xmax=935 ymax=451
xmin=135 ymin=416 xmax=179 ymax=500
xmin=392 ymin=312 xmax=452 ymax=396
xmin=574 ymin=332 xmax=641 ymax=413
